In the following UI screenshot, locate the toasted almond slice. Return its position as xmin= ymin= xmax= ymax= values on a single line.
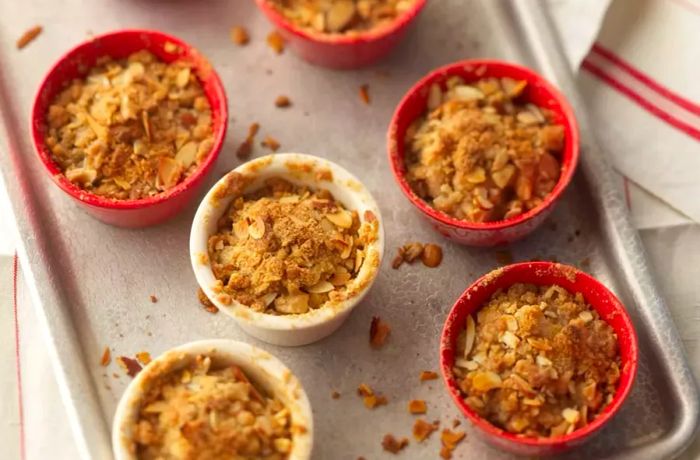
xmin=85 ymin=114 xmax=108 ymax=140
xmin=262 ymin=292 xmax=278 ymax=307
xmin=176 ymin=67 xmax=191 ymax=88
xmin=501 ymin=330 xmax=520 ymax=348
xmin=466 ymin=167 xmax=486 ymax=184
xmin=471 ymin=371 xmax=501 ymax=392
xmin=233 ymin=218 xmax=249 ymax=240
xmin=330 ymin=271 xmax=351 ymax=286
xmin=326 ymin=210 xmax=353 ymax=228
xmin=326 ymin=0 xmax=356 ymax=32
xmin=341 ymin=236 xmax=353 ymax=259
xmin=175 ymin=141 xmax=198 ymax=168
xmin=453 ymin=85 xmax=484 ymax=102
xmin=562 ymin=408 xmax=580 ymax=424
xmin=579 ymin=310 xmax=594 ymax=323
xmin=536 ymin=355 xmax=552 ymax=367
xmin=66 ymin=168 xmax=97 ymax=186
xmin=464 ymin=315 xmax=475 ymax=358
xmin=279 ymin=195 xmax=300 ymax=204
xmin=354 ymin=249 xmax=364 ymax=272
xmin=249 ymin=216 xmax=265 ymax=239
xmin=427 ymin=83 xmax=443 ymax=110
xmin=157 ymin=157 xmax=182 ymax=189
xmin=492 ymin=164 xmax=516 ymax=189
xmin=307 ymin=280 xmax=334 ymax=294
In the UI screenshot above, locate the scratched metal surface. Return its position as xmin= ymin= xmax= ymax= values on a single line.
xmin=0 ymin=0 xmax=697 ymax=459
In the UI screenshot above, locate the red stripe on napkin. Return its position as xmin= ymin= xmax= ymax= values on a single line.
xmin=582 ymin=59 xmax=700 ymax=141
xmin=12 ymin=254 xmax=26 ymax=460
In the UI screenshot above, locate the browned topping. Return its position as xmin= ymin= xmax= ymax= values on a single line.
xmin=408 ymin=399 xmax=427 ymax=414
xmin=275 ymin=95 xmax=292 ymax=108
xmin=230 ymin=26 xmax=250 ymax=45
xmin=45 ymin=50 xmax=214 ymax=200
xmin=421 ymin=243 xmax=443 ymax=268
xmin=209 ymin=178 xmax=378 ymax=315
xmin=382 ymin=434 xmax=409 ymax=454
xmin=370 ymin=316 xmax=391 ymax=348
xmin=100 ymin=347 xmax=111 ymax=366
xmin=405 ymin=77 xmax=565 ymax=223
xmin=135 ymin=352 xmax=152 ymax=365
xmin=357 ymin=383 xmax=388 ymax=409
xmin=116 ymin=356 xmax=143 ymax=378
xmin=413 ymin=419 xmax=438 ymax=442
xmin=266 ymin=31 xmax=286 ymax=54
xmin=268 ymin=0 xmax=417 ymax=34
xmin=453 ymin=283 xmax=620 ymax=438
xmin=440 ymin=429 xmax=466 ymax=458
xmin=133 ymin=355 xmax=293 ymax=459
xmin=198 ymin=288 xmax=219 ymax=314
xmin=16 ymin=25 xmax=42 ymax=49
xmin=149 ymin=294 xmax=158 ymax=303
xmin=359 ymin=84 xmax=370 ymax=105
xmin=236 ymin=122 xmax=260 ymax=159
xmin=261 ymin=135 xmax=281 ymax=152
xmin=331 ymin=390 xmax=341 ymax=399
xmin=419 ymin=370 xmax=438 ymax=381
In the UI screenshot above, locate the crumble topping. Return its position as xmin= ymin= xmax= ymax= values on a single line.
xmin=405 ymin=76 xmax=565 ymax=223
xmin=133 ymin=355 xmax=293 ymax=459
xmin=452 ymin=283 xmax=620 ymax=438
xmin=208 ymin=178 xmax=378 ymax=315
xmin=44 ymin=50 xmax=214 ymax=200
xmin=267 ymin=0 xmax=417 ymax=35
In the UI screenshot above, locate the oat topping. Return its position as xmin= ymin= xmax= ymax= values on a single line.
xmin=198 ymin=288 xmax=219 ymax=314
xmin=16 ymin=25 xmax=42 ymax=49
xmin=267 ymin=0 xmax=417 ymax=35
xmin=133 ymin=355 xmax=293 ymax=459
xmin=208 ymin=178 xmax=378 ymax=315
xmin=231 ymin=26 xmax=250 ymax=45
xmin=369 ymin=316 xmax=391 ymax=348
xmin=412 ymin=419 xmax=438 ymax=442
xmin=405 ymin=76 xmax=565 ymax=223
xmin=381 ymin=434 xmax=409 ymax=454
xmin=453 ymin=283 xmax=621 ymax=438
xmin=100 ymin=346 xmax=111 ymax=366
xmin=44 ymin=50 xmax=214 ymax=200
xmin=266 ymin=31 xmax=286 ymax=54
xmin=419 ymin=371 xmax=438 ymax=382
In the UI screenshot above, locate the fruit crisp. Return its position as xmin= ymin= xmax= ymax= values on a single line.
xmin=405 ymin=77 xmax=565 ymax=223
xmin=208 ymin=177 xmax=379 ymax=315
xmin=44 ymin=50 xmax=214 ymax=200
xmin=453 ymin=284 xmax=620 ymax=438
xmin=267 ymin=0 xmax=417 ymax=34
xmin=133 ymin=354 xmax=293 ymax=459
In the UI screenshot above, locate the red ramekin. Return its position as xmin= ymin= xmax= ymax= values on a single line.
xmin=254 ymin=0 xmax=427 ymax=69
xmin=387 ymin=60 xmax=580 ymax=246
xmin=440 ymin=262 xmax=638 ymax=456
xmin=30 ymin=30 xmax=228 ymax=228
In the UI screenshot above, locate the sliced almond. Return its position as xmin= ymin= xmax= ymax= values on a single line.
xmin=471 ymin=371 xmax=502 ymax=392
xmin=326 ymin=0 xmax=356 ymax=32
xmin=307 ymin=280 xmax=334 ymax=294
xmin=427 ymin=83 xmax=443 ymax=110
xmin=500 ymin=330 xmax=519 ymax=349
xmin=452 ymin=85 xmax=484 ymax=102
xmin=142 ymin=111 xmax=151 ymax=141
xmin=249 ymin=216 xmax=265 ymax=240
xmin=492 ymin=164 xmax=516 ymax=188
xmin=466 ymin=167 xmax=486 ymax=184
xmin=262 ymin=292 xmax=278 ymax=307
xmin=536 ymin=355 xmax=552 ymax=367
xmin=274 ymin=293 xmax=309 ymax=314
xmin=562 ymin=408 xmax=580 ymax=425
xmin=354 ymin=250 xmax=364 ymax=272
xmin=175 ymin=141 xmax=198 ymax=168
xmin=464 ymin=315 xmax=475 ymax=358
xmin=233 ymin=218 xmax=249 ymax=240
xmin=579 ymin=310 xmax=594 ymax=323
xmin=326 ymin=210 xmax=353 ymax=229
xmin=85 ymin=114 xmax=108 ymax=141
xmin=157 ymin=157 xmax=182 ymax=189
xmin=176 ymin=67 xmax=191 ymax=88
xmin=66 ymin=168 xmax=97 ymax=186
xmin=341 ymin=236 xmax=353 ymax=259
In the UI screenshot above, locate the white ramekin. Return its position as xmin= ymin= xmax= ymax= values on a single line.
xmin=112 ymin=339 xmax=313 ymax=460
xmin=190 ymin=153 xmax=385 ymax=346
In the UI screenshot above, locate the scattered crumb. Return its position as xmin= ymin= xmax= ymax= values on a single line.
xmin=369 ymin=316 xmax=391 ymax=348
xmin=393 ymin=242 xmax=443 ymax=269
xmin=230 ymin=26 xmax=250 ymax=45
xmin=236 ymin=122 xmax=260 ymax=159
xmin=580 ymin=257 xmax=591 ymax=270
xmin=112 ymin=372 xmax=120 ymax=379
xmin=382 ymin=434 xmax=409 ymax=454
xmin=135 ymin=351 xmax=152 ymax=365
xmin=421 ymin=243 xmax=443 ymax=267
xmin=359 ymin=84 xmax=370 ymax=104
xmin=494 ymin=249 xmax=513 ymax=265
xmin=452 ymin=419 xmax=461 ymax=428
xmin=275 ymin=95 xmax=291 ymax=108
xmin=100 ymin=347 xmax=111 ymax=366
xmin=16 ymin=25 xmax=42 ymax=49
xmin=116 ymin=356 xmax=142 ymax=378
xmin=198 ymin=288 xmax=219 ymax=314
xmin=440 ymin=429 xmax=466 ymax=459
xmin=331 ymin=391 xmax=341 ymax=399
xmin=261 ymin=135 xmax=281 ymax=152
xmin=413 ymin=419 xmax=438 ymax=442
xmin=357 ymin=383 xmax=388 ymax=409
xmin=408 ymin=399 xmax=427 ymax=414
xmin=266 ymin=31 xmax=286 ymax=54
xmin=149 ymin=294 xmax=158 ymax=303
xmin=419 ymin=370 xmax=438 ymax=381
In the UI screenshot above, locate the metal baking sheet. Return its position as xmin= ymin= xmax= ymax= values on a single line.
xmin=0 ymin=0 xmax=697 ymax=459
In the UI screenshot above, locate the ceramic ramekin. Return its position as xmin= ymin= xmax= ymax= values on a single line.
xmin=254 ymin=0 xmax=427 ymax=69
xmin=31 ymin=29 xmax=228 ymax=228
xmin=440 ymin=262 xmax=638 ymax=456
xmin=388 ymin=60 xmax=580 ymax=246
xmin=112 ymin=339 xmax=313 ymax=460
xmin=190 ymin=153 xmax=384 ymax=346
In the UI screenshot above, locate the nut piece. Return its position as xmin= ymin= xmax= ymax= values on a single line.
xmin=471 ymin=371 xmax=502 ymax=392
xmin=230 ymin=26 xmax=250 ymax=45
xmin=236 ymin=122 xmax=260 ymax=159
xmin=370 ymin=316 xmax=391 ymax=348
xmin=261 ymin=135 xmax=281 ymax=152
xmin=421 ymin=243 xmax=443 ymax=268
xmin=149 ymin=294 xmax=158 ymax=303
xmin=100 ymin=347 xmax=111 ymax=366
xmin=249 ymin=216 xmax=266 ymax=239
xmin=419 ymin=370 xmax=438 ymax=381
xmin=275 ymin=95 xmax=292 ymax=108
xmin=135 ymin=351 xmax=152 ymax=365
xmin=359 ymin=84 xmax=371 ymax=105
xmin=408 ymin=399 xmax=427 ymax=414
xmin=266 ymin=31 xmax=286 ymax=54
xmin=197 ymin=288 xmax=219 ymax=314
xmin=382 ymin=434 xmax=409 ymax=454
xmin=326 ymin=0 xmax=356 ymax=32
xmin=464 ymin=315 xmax=476 ymax=358
xmin=413 ymin=419 xmax=438 ymax=442
xmin=16 ymin=25 xmax=42 ymax=49
xmin=440 ymin=429 xmax=466 ymax=459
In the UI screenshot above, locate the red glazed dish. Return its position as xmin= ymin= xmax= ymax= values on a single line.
xmin=30 ymin=29 xmax=228 ymax=228
xmin=440 ymin=262 xmax=638 ymax=456
xmin=387 ymin=60 xmax=580 ymax=246
xmin=254 ymin=0 xmax=427 ymax=69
